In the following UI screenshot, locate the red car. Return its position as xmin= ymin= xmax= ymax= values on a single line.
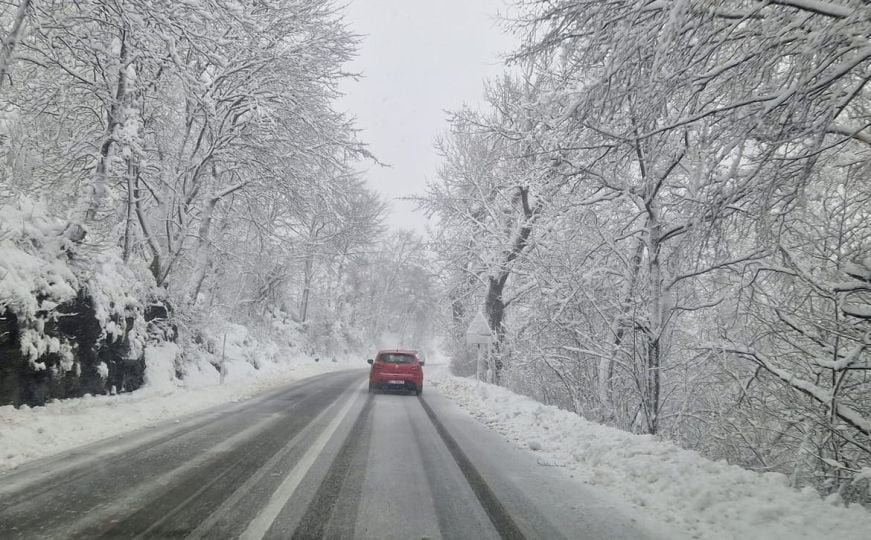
xmin=367 ymin=349 xmax=425 ymax=395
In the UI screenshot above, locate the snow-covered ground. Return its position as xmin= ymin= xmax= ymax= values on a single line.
xmin=0 ymin=337 xmax=360 ymax=471
xmin=428 ymin=366 xmax=871 ymax=540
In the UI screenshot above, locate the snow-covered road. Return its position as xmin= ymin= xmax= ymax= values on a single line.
xmin=0 ymin=369 xmax=673 ymax=539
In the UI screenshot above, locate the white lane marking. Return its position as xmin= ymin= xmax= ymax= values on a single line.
xmin=51 ymin=413 xmax=282 ymax=539
xmin=240 ymin=380 xmax=366 ymax=540
xmin=0 ymin=381 xmax=302 ymax=498
xmin=187 ymin=380 xmax=362 ymax=539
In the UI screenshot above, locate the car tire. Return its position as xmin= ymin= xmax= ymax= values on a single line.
xmin=368 ymin=383 xmax=375 ymax=394
xmin=416 ymin=386 xmax=423 ymax=396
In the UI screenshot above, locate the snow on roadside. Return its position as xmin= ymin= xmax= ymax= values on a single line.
xmin=0 ymin=342 xmax=357 ymax=471
xmin=428 ymin=369 xmax=871 ymax=540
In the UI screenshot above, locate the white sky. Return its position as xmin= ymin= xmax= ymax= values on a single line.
xmin=337 ymin=0 xmax=515 ymax=233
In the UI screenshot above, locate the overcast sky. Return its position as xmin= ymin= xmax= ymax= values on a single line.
xmin=337 ymin=0 xmax=515 ymax=233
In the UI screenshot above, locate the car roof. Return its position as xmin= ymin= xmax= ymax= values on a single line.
xmin=377 ymin=349 xmax=418 ymax=355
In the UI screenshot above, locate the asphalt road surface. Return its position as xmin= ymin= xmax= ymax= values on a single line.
xmin=0 ymin=370 xmax=672 ymax=539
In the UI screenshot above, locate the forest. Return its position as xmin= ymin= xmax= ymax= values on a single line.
xmin=423 ymin=0 xmax=871 ymax=504
xmin=0 ymin=0 xmax=440 ymax=406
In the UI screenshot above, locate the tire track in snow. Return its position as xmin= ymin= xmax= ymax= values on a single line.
xmin=419 ymin=395 xmax=527 ymax=540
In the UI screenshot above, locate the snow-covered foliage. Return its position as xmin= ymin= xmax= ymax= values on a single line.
xmin=424 ymin=0 xmax=871 ymax=504
xmin=0 ymin=197 xmax=154 ymax=404
xmin=0 ymin=199 xmax=78 ymax=366
xmin=432 ymin=372 xmax=871 ymax=540
xmin=0 ymin=0 xmax=442 ymax=406
xmin=87 ymin=251 xmax=149 ymax=362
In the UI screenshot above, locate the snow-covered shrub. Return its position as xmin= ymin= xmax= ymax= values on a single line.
xmin=0 ymin=198 xmax=162 ymax=406
xmin=0 ymin=199 xmax=79 ymax=341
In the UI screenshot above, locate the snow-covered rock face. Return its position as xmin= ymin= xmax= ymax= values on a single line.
xmin=0 ymin=199 xmax=160 ymax=407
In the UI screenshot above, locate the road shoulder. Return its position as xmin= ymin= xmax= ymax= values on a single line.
xmin=421 ymin=388 xmax=681 ymax=540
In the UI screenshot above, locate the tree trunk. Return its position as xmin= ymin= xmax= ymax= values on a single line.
xmin=0 ymin=0 xmax=31 ymax=89
xmin=644 ymin=201 xmax=663 ymax=435
xmin=188 ymin=195 xmax=219 ymax=304
xmin=483 ymin=186 xmax=539 ymax=385
xmin=67 ymin=27 xmax=128 ymax=242
xmin=186 ymin=176 xmax=246 ymax=302
xmin=122 ymin=159 xmax=137 ymax=262
xmin=599 ymin=236 xmax=645 ymax=422
xmin=133 ymin=172 xmax=163 ymax=284
xmin=484 ymin=275 xmax=507 ymax=383
xmin=299 ymin=254 xmax=314 ymax=324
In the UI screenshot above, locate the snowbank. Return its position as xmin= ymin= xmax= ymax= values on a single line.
xmin=429 ymin=370 xmax=871 ymax=540
xmin=0 ymin=344 xmax=356 ymax=471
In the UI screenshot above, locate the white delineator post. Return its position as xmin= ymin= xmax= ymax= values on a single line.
xmin=465 ymin=311 xmax=493 ymax=384
xmin=220 ymin=332 xmax=227 ymax=384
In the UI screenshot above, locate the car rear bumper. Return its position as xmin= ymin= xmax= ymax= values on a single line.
xmin=370 ymin=374 xmax=423 ymax=390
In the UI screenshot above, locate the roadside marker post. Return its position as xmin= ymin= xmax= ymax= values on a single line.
xmin=465 ymin=312 xmax=493 ymax=385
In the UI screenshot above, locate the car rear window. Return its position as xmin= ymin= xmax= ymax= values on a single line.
xmin=378 ymin=353 xmax=416 ymax=363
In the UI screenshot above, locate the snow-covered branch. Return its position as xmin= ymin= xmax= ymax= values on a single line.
xmin=714 ymin=344 xmax=871 ymax=436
